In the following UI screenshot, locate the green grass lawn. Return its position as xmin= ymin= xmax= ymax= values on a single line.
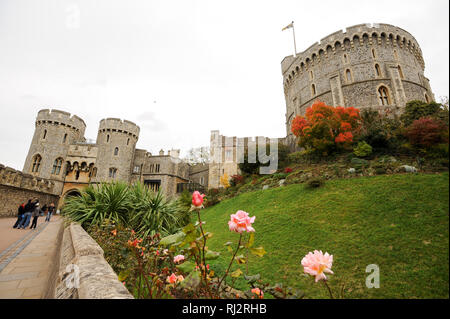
xmin=200 ymin=173 xmax=449 ymax=298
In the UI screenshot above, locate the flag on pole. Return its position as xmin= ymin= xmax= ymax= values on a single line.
xmin=282 ymin=22 xmax=293 ymax=31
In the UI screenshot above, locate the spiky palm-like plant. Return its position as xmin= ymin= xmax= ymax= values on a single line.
xmin=62 ymin=181 xmax=133 ymax=227
xmin=129 ymin=182 xmax=186 ymax=238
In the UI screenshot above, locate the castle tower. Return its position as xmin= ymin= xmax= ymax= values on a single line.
xmin=23 ymin=109 xmax=86 ymax=192
xmin=93 ymin=118 xmax=140 ymax=183
xmin=281 ymin=23 xmax=435 ymax=143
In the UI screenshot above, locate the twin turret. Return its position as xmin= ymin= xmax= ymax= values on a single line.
xmin=24 ymin=109 xmax=140 ymax=186
xmin=94 ymin=118 xmax=140 ymax=182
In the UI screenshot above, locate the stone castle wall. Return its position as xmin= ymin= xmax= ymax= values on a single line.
xmin=0 ymin=164 xmax=60 ymax=217
xmin=282 ymin=23 xmax=434 ymax=139
xmin=208 ymin=130 xmax=284 ymax=189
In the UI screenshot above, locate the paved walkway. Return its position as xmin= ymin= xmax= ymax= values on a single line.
xmin=0 ymin=216 xmax=63 ymax=299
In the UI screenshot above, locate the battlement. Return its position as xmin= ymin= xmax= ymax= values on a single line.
xmin=98 ymin=118 xmax=140 ymax=138
xmin=0 ymin=163 xmax=58 ymax=195
xmin=36 ymin=109 xmax=86 ymax=131
xmin=281 ymin=23 xmax=424 ymax=77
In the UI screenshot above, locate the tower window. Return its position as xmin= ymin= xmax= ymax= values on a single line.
xmin=106 ymin=134 xmax=110 ymax=143
xmin=52 ymin=158 xmax=63 ymax=175
xmin=398 ymin=65 xmax=404 ymax=79
xmin=394 ymin=50 xmax=398 ymax=60
xmin=133 ymin=165 xmax=140 ymax=173
xmin=43 ymin=130 xmax=47 ymax=140
xmin=375 ymin=64 xmax=382 ymax=77
xmin=378 ymin=86 xmax=391 ymax=106
xmin=309 ymin=71 xmax=314 ymax=80
xmin=346 ymin=69 xmax=352 ymax=83
xmin=63 ymin=133 xmax=67 ymax=143
xmin=114 ymin=147 xmax=119 ymax=156
xmin=127 ymin=138 xmax=130 ymax=145
xmin=109 ymin=168 xmax=117 ymax=178
xmin=31 ymin=154 xmax=42 ymax=173
xmin=372 ymin=49 xmax=376 ymax=59
xmin=155 ymin=164 xmax=160 ymax=173
xmin=343 ymin=54 xmax=348 ymax=64
xmin=311 ymin=84 xmax=316 ymax=96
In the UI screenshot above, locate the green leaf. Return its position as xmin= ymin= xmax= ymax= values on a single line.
xmin=244 ymin=274 xmax=260 ymax=283
xmin=246 ymin=233 xmax=255 ymax=248
xmin=205 ymin=250 xmax=220 ymax=260
xmin=250 ymin=246 xmax=266 ymax=257
xmin=182 ymin=223 xmax=196 ymax=234
xmin=159 ymin=231 xmax=186 ymax=246
xmin=196 ymin=232 xmax=213 ymax=241
xmin=231 ymin=268 xmax=243 ymax=278
xmin=118 ymin=270 xmax=130 ymax=281
xmin=179 ymin=270 xmax=201 ymax=289
xmin=176 ymin=260 xmax=196 ymax=274
xmin=235 ymin=255 xmax=246 ymax=264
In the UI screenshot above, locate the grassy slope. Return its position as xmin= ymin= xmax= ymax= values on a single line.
xmin=201 ymin=173 xmax=449 ymax=298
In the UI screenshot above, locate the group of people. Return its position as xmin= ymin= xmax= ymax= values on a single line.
xmin=13 ymin=198 xmax=56 ymax=230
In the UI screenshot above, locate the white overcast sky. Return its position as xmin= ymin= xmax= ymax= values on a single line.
xmin=0 ymin=0 xmax=448 ymax=170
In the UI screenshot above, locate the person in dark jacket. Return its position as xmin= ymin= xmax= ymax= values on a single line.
xmin=30 ymin=202 xmax=42 ymax=229
xmin=45 ymin=203 xmax=55 ymax=222
xmin=18 ymin=199 xmax=34 ymax=229
xmin=13 ymin=202 xmax=26 ymax=228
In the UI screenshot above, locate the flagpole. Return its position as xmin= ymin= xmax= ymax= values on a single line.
xmin=292 ymin=21 xmax=297 ymax=57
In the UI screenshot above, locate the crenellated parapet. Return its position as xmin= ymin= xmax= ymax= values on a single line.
xmin=98 ymin=118 xmax=140 ymax=139
xmin=282 ymin=23 xmax=425 ymax=89
xmin=0 ymin=163 xmax=58 ymax=195
xmin=36 ymin=109 xmax=86 ymax=133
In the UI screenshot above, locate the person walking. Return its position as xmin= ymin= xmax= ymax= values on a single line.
xmin=18 ymin=199 xmax=34 ymax=229
xmin=30 ymin=202 xmax=42 ymax=230
xmin=45 ymin=203 xmax=55 ymax=222
xmin=13 ymin=202 xmax=26 ymax=228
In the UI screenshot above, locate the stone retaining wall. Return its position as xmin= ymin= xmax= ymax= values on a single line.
xmin=0 ymin=164 xmax=60 ymax=217
xmin=54 ymin=222 xmax=133 ymax=299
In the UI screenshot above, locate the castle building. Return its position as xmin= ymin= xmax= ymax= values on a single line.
xmin=281 ymin=23 xmax=435 ymax=145
xmin=23 ymin=109 xmax=208 ymax=205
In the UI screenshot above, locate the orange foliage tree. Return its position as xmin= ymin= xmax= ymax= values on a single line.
xmin=291 ymin=101 xmax=361 ymax=155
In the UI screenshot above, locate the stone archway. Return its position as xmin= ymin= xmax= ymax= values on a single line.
xmin=57 ymin=188 xmax=82 ymax=210
xmin=64 ymin=189 xmax=81 ymax=198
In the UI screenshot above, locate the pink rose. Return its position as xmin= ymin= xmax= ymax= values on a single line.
xmin=173 ymin=255 xmax=185 ymax=263
xmin=177 ymin=275 xmax=184 ymax=282
xmin=301 ymin=250 xmax=334 ymax=282
xmin=251 ymin=288 xmax=263 ymax=299
xmin=166 ymin=273 xmax=178 ymax=284
xmin=192 ymin=191 xmax=205 ymax=207
xmin=228 ymin=210 xmax=255 ymax=233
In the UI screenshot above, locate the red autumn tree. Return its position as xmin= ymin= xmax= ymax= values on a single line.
xmin=291 ymin=100 xmax=361 ymax=155
xmin=404 ymin=117 xmax=448 ymax=148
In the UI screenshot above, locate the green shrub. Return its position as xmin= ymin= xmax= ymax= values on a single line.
xmin=62 ymin=181 xmax=186 ymax=238
xmin=375 ymin=167 xmax=386 ymax=175
xmin=401 ymin=100 xmax=443 ymax=126
xmin=353 ymin=141 xmax=373 ymax=158
xmin=63 ymin=181 xmax=132 ymax=227
xmin=351 ymin=157 xmax=369 ymax=168
xmin=306 ymin=178 xmax=325 ymax=189
xmin=273 ymin=173 xmax=288 ymax=180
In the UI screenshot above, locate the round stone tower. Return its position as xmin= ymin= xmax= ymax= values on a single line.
xmin=93 ymin=118 xmax=140 ymax=183
xmin=281 ymin=23 xmax=435 ymax=142
xmin=23 ymin=109 xmax=86 ymax=182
